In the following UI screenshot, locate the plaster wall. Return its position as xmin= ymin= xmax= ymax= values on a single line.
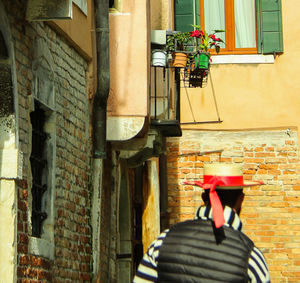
xmin=107 ymin=0 xmax=149 ymax=117
xmin=179 ymin=0 xmax=300 ymax=136
xmin=50 ymin=1 xmax=94 ymax=60
xmin=0 ymin=180 xmax=16 ymax=283
xmin=150 ymin=0 xmax=172 ymax=30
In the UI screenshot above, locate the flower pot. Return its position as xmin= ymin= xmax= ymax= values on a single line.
xmin=194 ymin=52 xmax=210 ymax=69
xmin=172 ymin=52 xmax=187 ymax=67
xmin=189 ymin=69 xmax=208 ymax=87
xmin=152 ymin=50 xmax=167 ymax=67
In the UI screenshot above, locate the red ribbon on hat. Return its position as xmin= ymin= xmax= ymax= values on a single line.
xmin=203 ymin=176 xmax=226 ymax=228
xmin=184 ymin=176 xmax=226 ymax=228
xmin=185 ymin=173 xmax=264 ymax=228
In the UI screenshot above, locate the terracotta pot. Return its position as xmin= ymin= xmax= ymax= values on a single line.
xmin=172 ymin=52 xmax=187 ymax=67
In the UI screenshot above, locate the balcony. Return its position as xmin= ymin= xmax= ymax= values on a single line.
xmin=150 ymin=65 xmax=182 ymax=137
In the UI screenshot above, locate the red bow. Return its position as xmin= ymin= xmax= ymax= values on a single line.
xmin=185 ymin=176 xmax=263 ymax=228
xmin=203 ymin=176 xmax=226 ymax=228
xmin=184 ymin=176 xmax=226 ymax=228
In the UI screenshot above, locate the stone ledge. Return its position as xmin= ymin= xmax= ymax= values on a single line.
xmin=211 ymin=54 xmax=275 ymax=65
xmin=0 ymin=149 xmax=22 ymax=179
xmin=29 ymin=237 xmax=54 ymax=260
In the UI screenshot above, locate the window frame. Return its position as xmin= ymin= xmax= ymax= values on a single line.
xmin=199 ymin=0 xmax=258 ymax=55
xmin=174 ymin=0 xmax=283 ymax=56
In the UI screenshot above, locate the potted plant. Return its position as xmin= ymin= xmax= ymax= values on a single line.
xmin=185 ymin=26 xmax=224 ymax=87
xmin=152 ymin=49 xmax=167 ymax=67
xmin=190 ymin=25 xmax=224 ymax=69
xmin=166 ymin=31 xmax=191 ymax=67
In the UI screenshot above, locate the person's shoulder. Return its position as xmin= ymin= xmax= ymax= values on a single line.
xmin=248 ymin=245 xmax=270 ymax=283
xmin=148 ymin=229 xmax=169 ymax=253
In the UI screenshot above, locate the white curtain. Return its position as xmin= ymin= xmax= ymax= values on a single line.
xmin=204 ymin=0 xmax=226 ymax=48
xmin=235 ymin=0 xmax=256 ymax=48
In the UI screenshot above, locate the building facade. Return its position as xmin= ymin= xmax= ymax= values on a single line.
xmin=0 ymin=0 xmax=95 ymax=281
xmin=162 ymin=1 xmax=300 ymax=282
xmin=1 ymin=0 xmax=299 ymax=282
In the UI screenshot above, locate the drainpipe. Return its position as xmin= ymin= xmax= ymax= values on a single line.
xmin=91 ymin=0 xmax=110 ymax=279
xmin=93 ymin=0 xmax=110 ymax=158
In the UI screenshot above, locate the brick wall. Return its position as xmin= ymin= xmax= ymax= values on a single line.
xmin=52 ymin=26 xmax=91 ymax=283
xmin=167 ymin=129 xmax=300 ymax=283
xmin=3 ymin=0 xmax=93 ymax=281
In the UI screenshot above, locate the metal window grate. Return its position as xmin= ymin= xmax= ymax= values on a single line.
xmin=30 ymin=103 xmax=48 ymax=237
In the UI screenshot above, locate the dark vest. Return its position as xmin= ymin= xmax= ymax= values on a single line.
xmin=157 ymin=219 xmax=254 ymax=283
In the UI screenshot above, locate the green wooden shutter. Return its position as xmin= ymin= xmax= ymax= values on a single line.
xmin=195 ymin=0 xmax=201 ymax=27
xmin=256 ymin=0 xmax=283 ymax=54
xmin=174 ymin=0 xmax=194 ymax=32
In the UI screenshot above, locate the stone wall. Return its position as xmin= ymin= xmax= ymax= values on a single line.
xmin=167 ymin=129 xmax=300 ymax=283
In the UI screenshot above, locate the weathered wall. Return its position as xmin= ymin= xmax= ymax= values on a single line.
xmin=0 ymin=180 xmax=16 ymax=283
xmin=50 ymin=0 xmax=94 ymax=60
xmin=150 ymin=0 xmax=172 ymax=30
xmin=142 ymin=159 xmax=160 ymax=253
xmin=2 ymin=0 xmax=93 ymax=282
xmin=167 ymin=130 xmax=300 ymax=283
xmin=107 ymin=0 xmax=149 ymax=117
xmin=179 ymin=0 xmax=300 ymax=143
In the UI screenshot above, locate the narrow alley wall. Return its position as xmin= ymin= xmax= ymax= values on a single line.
xmin=2 ymin=0 xmax=93 ymax=281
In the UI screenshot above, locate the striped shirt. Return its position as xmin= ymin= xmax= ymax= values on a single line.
xmin=133 ymin=206 xmax=270 ymax=283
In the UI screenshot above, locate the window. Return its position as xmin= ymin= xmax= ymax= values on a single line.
xmin=30 ymin=102 xmax=48 ymax=237
xmin=174 ymin=0 xmax=283 ymax=54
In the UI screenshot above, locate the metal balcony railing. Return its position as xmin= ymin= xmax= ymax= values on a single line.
xmin=150 ymin=66 xmax=182 ymax=137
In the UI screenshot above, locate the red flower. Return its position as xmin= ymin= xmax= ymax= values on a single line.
xmin=191 ymin=30 xmax=201 ymax=38
xmin=214 ymin=37 xmax=222 ymax=42
xmin=209 ymin=34 xmax=216 ymax=40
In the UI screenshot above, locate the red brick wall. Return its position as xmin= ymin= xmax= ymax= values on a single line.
xmin=166 ymin=130 xmax=300 ymax=283
xmin=3 ymin=0 xmax=93 ymax=281
xmin=17 ymin=179 xmax=53 ymax=283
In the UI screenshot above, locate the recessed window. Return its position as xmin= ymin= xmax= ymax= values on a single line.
xmin=30 ymin=102 xmax=48 ymax=237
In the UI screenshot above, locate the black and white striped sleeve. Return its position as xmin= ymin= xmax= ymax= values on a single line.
xmin=132 ymin=230 xmax=169 ymax=283
xmin=248 ymin=246 xmax=270 ymax=283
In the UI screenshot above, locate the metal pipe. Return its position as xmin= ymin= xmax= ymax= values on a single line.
xmin=93 ymin=0 xmax=110 ymax=158
xmin=180 ymin=119 xmax=223 ymax=125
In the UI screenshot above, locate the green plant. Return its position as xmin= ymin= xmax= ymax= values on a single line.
xmin=166 ymin=31 xmax=191 ymax=52
xmin=190 ymin=25 xmax=224 ymax=54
